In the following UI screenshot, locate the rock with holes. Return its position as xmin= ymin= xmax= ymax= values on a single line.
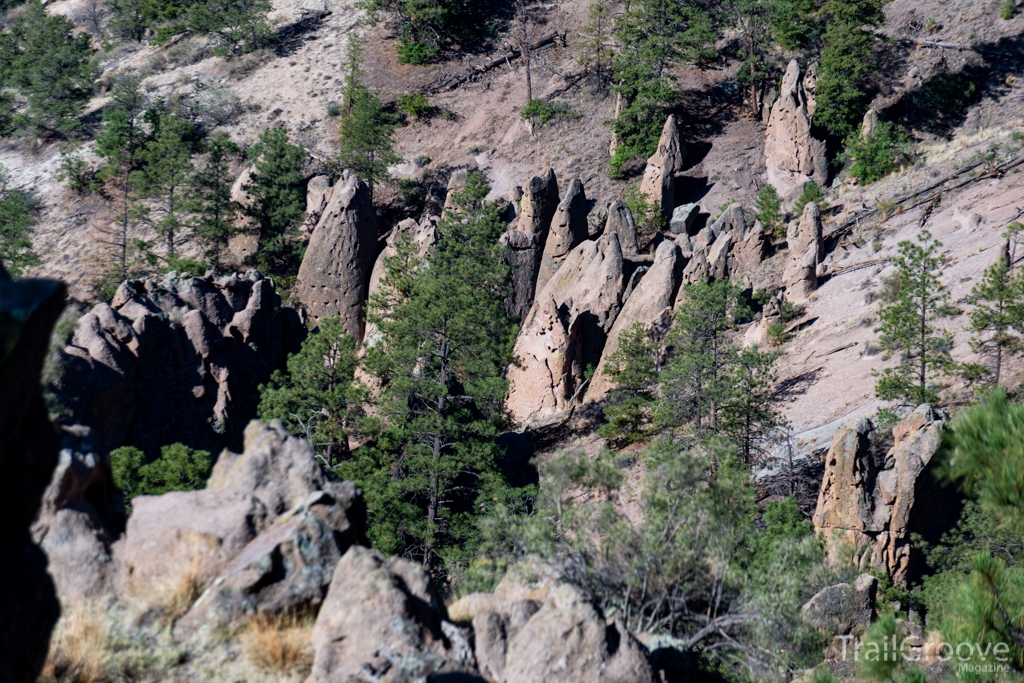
xmin=765 ymin=60 xmax=827 ymax=202
xmin=295 ymin=171 xmax=379 ymax=340
xmin=307 ymin=546 xmax=476 ymax=683
xmin=640 ymin=115 xmax=686 ymax=217
xmin=305 ymin=175 xmax=333 ymax=231
xmin=587 ymin=240 xmax=681 ymax=402
xmin=507 ymin=233 xmax=626 ymax=422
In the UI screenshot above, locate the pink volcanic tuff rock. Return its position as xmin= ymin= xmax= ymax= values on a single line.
xmin=505 ymin=169 xmax=561 ymax=320
xmin=640 ymin=115 xmax=687 ymax=218
xmin=294 ymin=170 xmax=378 ymax=341
xmin=604 ymin=199 xmax=639 ymax=256
xmin=783 ymin=201 xmax=823 ymax=302
xmin=538 ymin=177 xmax=589 ymax=293
xmin=764 ymin=60 xmax=827 ymax=202
xmin=507 ymin=233 xmax=626 ymax=423
xmin=587 ymin=239 xmax=681 ymax=402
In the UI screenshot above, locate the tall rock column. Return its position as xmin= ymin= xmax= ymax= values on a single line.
xmin=503 ymin=169 xmax=560 ymax=320
xmin=295 ymin=171 xmax=378 ymax=341
xmin=537 ymin=178 xmax=589 ymax=294
xmin=0 ymin=263 xmax=66 ymax=683
xmin=782 ymin=201 xmax=823 ymax=302
xmin=764 ymin=60 xmax=828 ymax=204
xmin=640 ymin=115 xmax=686 ymax=218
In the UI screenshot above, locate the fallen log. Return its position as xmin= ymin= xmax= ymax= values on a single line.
xmin=424 ymin=33 xmax=562 ymax=95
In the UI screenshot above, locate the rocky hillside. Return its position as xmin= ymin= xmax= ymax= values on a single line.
xmin=3 ymin=0 xmax=1024 ymax=679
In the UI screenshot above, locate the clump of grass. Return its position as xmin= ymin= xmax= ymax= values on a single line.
xmin=241 ymin=611 xmax=314 ymax=673
xmin=42 ymin=604 xmax=111 ymax=683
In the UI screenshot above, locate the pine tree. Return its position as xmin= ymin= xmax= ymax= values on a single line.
xmin=597 ymin=322 xmax=663 ymax=444
xmin=577 ymin=0 xmax=614 ymax=89
xmin=0 ymin=164 xmax=40 ymax=277
xmin=719 ymin=345 xmax=786 ymax=464
xmin=340 ymin=172 xmax=519 ymax=572
xmin=874 ymin=229 xmax=953 ymax=407
xmin=755 ymin=184 xmax=783 ymax=237
xmin=95 ymin=76 xmax=150 ymax=281
xmin=243 ymin=126 xmax=307 ymax=265
xmin=191 ymin=134 xmax=240 ymax=271
xmin=186 ymin=0 xmax=271 ymax=52
xmin=813 ymin=0 xmax=884 ymax=138
xmin=107 ymin=0 xmax=147 ymax=41
xmin=258 ymin=316 xmax=369 ymax=467
xmin=134 ymin=113 xmax=198 ymax=260
xmin=659 ymin=279 xmax=747 ymax=437
xmin=968 ymin=243 xmax=1024 ymax=387
xmin=336 ymin=38 xmax=400 ymax=198
xmin=6 ymin=1 xmax=96 ymax=136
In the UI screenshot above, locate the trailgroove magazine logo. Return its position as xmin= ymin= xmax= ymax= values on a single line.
xmin=836 ymin=634 xmax=1012 ymax=673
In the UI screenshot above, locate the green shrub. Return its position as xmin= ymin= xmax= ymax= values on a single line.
xmin=843 ymin=122 xmax=912 ymax=184
xmin=1000 ymin=0 xmax=1016 ymax=20
xmin=520 ymin=99 xmax=569 ymax=127
xmin=110 ymin=442 xmax=212 ymax=503
xmin=397 ymin=92 xmax=431 ymax=119
xmin=767 ymin=321 xmax=789 ymax=346
xmin=755 ymin=185 xmax=783 ymax=238
xmin=792 ymin=180 xmax=826 ymax=217
xmin=326 ymin=100 xmax=341 ymax=117
xmin=396 ymin=39 xmax=437 ymax=65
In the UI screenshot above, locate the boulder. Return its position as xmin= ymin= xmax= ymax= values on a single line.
xmin=307 ymin=546 xmax=475 ymax=682
xmin=295 ymin=171 xmax=378 ymax=341
xmin=305 ymin=175 xmax=333 ymax=231
xmin=707 ymin=231 xmax=733 ymax=280
xmin=587 ymin=240 xmax=681 ymax=402
xmin=503 ymin=584 xmax=656 ymax=683
xmin=604 ymin=199 xmax=639 ymax=255
xmin=0 ymin=265 xmax=66 ymax=683
xmin=507 ymin=234 xmax=626 ymax=422
xmin=783 ymin=202 xmax=823 ymax=302
xmin=802 ymin=574 xmax=877 ymax=636
xmin=729 ymin=220 xmax=767 ymax=275
xmin=812 ymin=406 xmax=949 ymax=584
xmin=669 ymin=203 xmax=699 ymax=235
xmin=640 ymin=115 xmax=686 ymax=217
xmin=120 ymin=421 xmax=363 ymax=616
xmin=764 ymin=60 xmax=827 ymax=202
xmin=538 ymin=178 xmax=589 ymax=293
xmin=31 ymin=427 xmax=125 ymax=606
xmin=52 ymin=271 xmax=303 ymax=457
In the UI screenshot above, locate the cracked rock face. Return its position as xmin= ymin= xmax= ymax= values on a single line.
xmin=765 ymin=60 xmax=828 ymax=202
xmin=813 ymin=406 xmax=951 ymax=585
xmin=783 ymin=201 xmax=823 ymax=302
xmin=640 ymin=115 xmax=686 ymax=218
xmin=507 ymin=233 xmax=626 ymax=423
xmin=51 ymin=271 xmax=304 ymax=457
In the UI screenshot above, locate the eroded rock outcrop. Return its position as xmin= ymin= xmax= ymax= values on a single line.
xmin=813 ymin=406 xmax=950 ymax=585
xmin=538 ymin=178 xmax=589 ymax=293
xmin=121 ymin=421 xmax=364 ymax=626
xmin=31 ymin=427 xmax=124 ymax=606
xmin=52 ymin=271 xmax=303 ymax=456
xmin=604 ymin=199 xmax=639 ymax=256
xmin=304 ymin=175 xmax=333 ymax=231
xmin=783 ymin=201 xmax=823 ymax=302
xmin=640 ymin=115 xmax=686 ymax=217
xmin=802 ymin=573 xmax=877 ymax=637
xmin=507 ymin=234 xmax=626 ymax=422
xmin=587 ymin=240 xmax=681 ymax=402
xmin=764 ymin=60 xmax=828 ymax=202
xmin=504 ymin=169 xmax=560 ymax=320
xmin=307 ymin=546 xmax=475 ymax=682
xmin=0 ymin=264 xmax=66 ymax=683
xmin=295 ymin=170 xmax=378 ymax=340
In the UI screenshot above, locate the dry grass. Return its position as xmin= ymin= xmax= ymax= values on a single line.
xmin=241 ymin=611 xmax=315 ymax=674
xmin=41 ymin=604 xmax=112 ymax=683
